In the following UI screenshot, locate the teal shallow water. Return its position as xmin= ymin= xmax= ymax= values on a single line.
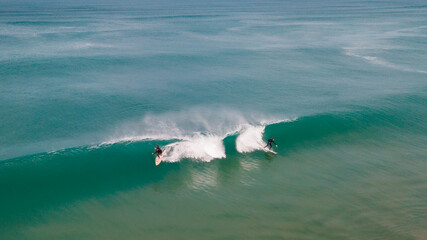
xmin=1 ymin=1 xmax=427 ymax=239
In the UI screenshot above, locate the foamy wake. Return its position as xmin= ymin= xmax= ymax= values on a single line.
xmin=234 ymin=118 xmax=295 ymax=154
xmin=159 ymin=119 xmax=292 ymax=162
xmin=105 ymin=108 xmax=295 ymax=162
xmin=160 ymin=124 xmax=270 ymax=162
xmin=162 ymin=134 xmax=225 ymax=162
xmin=235 ymin=125 xmax=267 ymax=153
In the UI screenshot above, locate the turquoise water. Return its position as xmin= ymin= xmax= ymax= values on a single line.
xmin=1 ymin=1 xmax=426 ymax=239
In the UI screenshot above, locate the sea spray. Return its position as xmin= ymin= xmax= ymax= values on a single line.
xmin=235 ymin=125 xmax=267 ymax=153
xmin=100 ymin=109 xmax=293 ymax=162
xmin=162 ymin=134 xmax=226 ymax=162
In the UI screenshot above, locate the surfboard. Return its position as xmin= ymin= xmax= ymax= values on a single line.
xmin=155 ymin=155 xmax=162 ymax=166
xmin=264 ymin=148 xmax=277 ymax=154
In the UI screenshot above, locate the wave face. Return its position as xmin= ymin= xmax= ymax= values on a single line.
xmin=4 ymin=93 xmax=426 ymax=165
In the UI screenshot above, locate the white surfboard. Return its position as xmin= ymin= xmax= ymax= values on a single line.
xmin=155 ymin=155 xmax=162 ymax=166
xmin=264 ymin=148 xmax=277 ymax=154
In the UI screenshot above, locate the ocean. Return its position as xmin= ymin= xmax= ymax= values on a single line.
xmin=1 ymin=0 xmax=426 ymax=239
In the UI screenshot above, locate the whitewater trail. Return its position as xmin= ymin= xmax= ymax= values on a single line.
xmin=159 ymin=119 xmax=294 ymax=162
xmin=235 ymin=125 xmax=267 ymax=153
xmin=162 ymin=134 xmax=226 ymax=162
xmin=99 ymin=108 xmax=295 ymax=162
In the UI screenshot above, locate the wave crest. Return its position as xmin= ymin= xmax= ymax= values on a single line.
xmin=103 ymin=108 xmax=294 ymax=162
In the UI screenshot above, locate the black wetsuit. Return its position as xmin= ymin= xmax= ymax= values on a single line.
xmin=154 ymin=148 xmax=163 ymax=156
xmin=265 ymin=139 xmax=276 ymax=149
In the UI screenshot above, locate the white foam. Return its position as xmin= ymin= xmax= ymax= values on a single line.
xmin=235 ymin=125 xmax=267 ymax=153
xmin=71 ymin=42 xmax=113 ymax=49
xmin=115 ymin=107 xmax=249 ymax=141
xmin=259 ymin=117 xmax=297 ymax=126
xmin=106 ymin=108 xmax=294 ymax=161
xmin=162 ymin=134 xmax=225 ymax=162
xmin=235 ymin=118 xmax=292 ymax=154
xmin=99 ymin=134 xmax=185 ymax=146
xmin=343 ymin=47 xmax=427 ymax=74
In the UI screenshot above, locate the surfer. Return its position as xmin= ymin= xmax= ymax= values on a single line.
xmin=265 ymin=138 xmax=278 ymax=150
xmin=152 ymin=145 xmax=163 ymax=157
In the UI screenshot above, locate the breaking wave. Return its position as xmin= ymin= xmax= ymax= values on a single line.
xmin=96 ymin=108 xmax=293 ymax=162
xmin=162 ymin=134 xmax=226 ymax=162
